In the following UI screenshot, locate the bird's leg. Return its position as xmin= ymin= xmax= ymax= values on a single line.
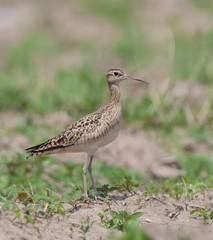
xmin=88 ymin=155 xmax=98 ymax=196
xmin=83 ymin=155 xmax=90 ymax=198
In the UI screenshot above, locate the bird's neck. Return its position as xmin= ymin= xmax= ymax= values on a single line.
xmin=108 ymin=83 xmax=122 ymax=106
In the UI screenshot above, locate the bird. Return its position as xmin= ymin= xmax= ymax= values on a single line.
xmin=25 ymin=68 xmax=148 ymax=198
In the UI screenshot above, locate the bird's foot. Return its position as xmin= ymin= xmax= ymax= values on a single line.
xmin=81 ymin=192 xmax=107 ymax=202
xmin=94 ymin=195 xmax=103 ymax=201
xmin=94 ymin=193 xmax=107 ymax=201
xmin=84 ymin=193 xmax=88 ymax=199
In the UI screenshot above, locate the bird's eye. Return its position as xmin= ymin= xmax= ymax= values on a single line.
xmin=113 ymin=72 xmax=119 ymax=76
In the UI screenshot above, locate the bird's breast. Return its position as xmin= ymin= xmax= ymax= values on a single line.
xmin=95 ymin=104 xmax=122 ymax=148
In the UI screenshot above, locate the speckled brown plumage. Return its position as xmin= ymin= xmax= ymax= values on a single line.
xmin=25 ymin=68 xmax=148 ymax=198
xmin=25 ymin=84 xmax=122 ymax=158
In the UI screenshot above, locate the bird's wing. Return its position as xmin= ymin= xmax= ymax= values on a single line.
xmin=25 ymin=110 xmax=106 ymax=158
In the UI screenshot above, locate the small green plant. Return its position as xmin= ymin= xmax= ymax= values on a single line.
xmin=190 ymin=208 xmax=213 ymax=223
xmin=100 ymin=195 xmax=112 ymax=212
xmin=96 ymin=184 xmax=118 ymax=196
xmin=161 ymin=177 xmax=207 ymax=199
xmin=71 ymin=217 xmax=95 ymax=235
xmin=1 ymin=201 xmax=21 ymax=219
xmin=136 ymin=199 xmax=146 ymax=209
xmin=172 ymin=203 xmax=184 ymax=213
xmin=115 ymin=176 xmax=139 ymax=193
xmin=0 ymin=187 xmax=69 ymax=224
xmin=99 ymin=210 xmax=143 ymax=231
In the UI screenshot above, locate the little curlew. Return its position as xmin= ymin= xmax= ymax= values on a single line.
xmin=25 ymin=68 xmax=148 ymax=198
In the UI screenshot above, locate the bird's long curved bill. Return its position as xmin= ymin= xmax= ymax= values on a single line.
xmin=126 ymin=75 xmax=149 ymax=84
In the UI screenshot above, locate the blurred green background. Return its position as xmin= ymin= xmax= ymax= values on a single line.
xmin=0 ymin=0 xmax=213 ymax=198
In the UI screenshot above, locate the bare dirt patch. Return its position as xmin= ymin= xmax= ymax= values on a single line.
xmin=0 ymin=111 xmax=21 ymax=130
xmin=33 ymin=111 xmax=72 ymax=130
xmin=0 ymin=190 xmax=212 ymax=240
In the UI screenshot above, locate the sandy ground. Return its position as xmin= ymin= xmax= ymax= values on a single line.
xmin=0 ymin=190 xmax=213 ymax=240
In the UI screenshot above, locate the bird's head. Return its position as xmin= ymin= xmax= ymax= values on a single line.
xmin=106 ymin=68 xmax=148 ymax=86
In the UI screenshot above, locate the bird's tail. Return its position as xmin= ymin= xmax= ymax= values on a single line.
xmin=25 ymin=143 xmax=45 ymax=159
xmin=25 ymin=138 xmax=68 ymax=159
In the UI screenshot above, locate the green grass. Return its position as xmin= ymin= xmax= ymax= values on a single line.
xmin=186 ymin=125 xmax=213 ymax=142
xmin=190 ymin=208 xmax=213 ymax=223
xmin=5 ymin=32 xmax=60 ymax=72
xmin=80 ymin=0 xmax=135 ymax=26
xmin=1 ymin=151 xmax=212 ymax=201
xmin=71 ymin=216 xmax=96 ymax=235
xmin=111 ymin=30 xmax=150 ymax=69
xmin=0 ymin=53 xmax=108 ymax=118
xmin=0 ymin=153 xmax=143 ymax=198
xmin=1 ymin=17 xmax=213 ymax=130
xmin=0 ymin=152 xmax=144 ymax=225
xmin=123 ymin=93 xmax=188 ymax=130
xmin=145 ymin=177 xmax=207 ymax=200
xmin=0 ymin=31 xmax=107 ymax=116
xmin=171 ymin=31 xmax=213 ymax=84
xmin=192 ymin=0 xmax=213 ymax=13
xmin=181 ymin=154 xmax=213 ymax=181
